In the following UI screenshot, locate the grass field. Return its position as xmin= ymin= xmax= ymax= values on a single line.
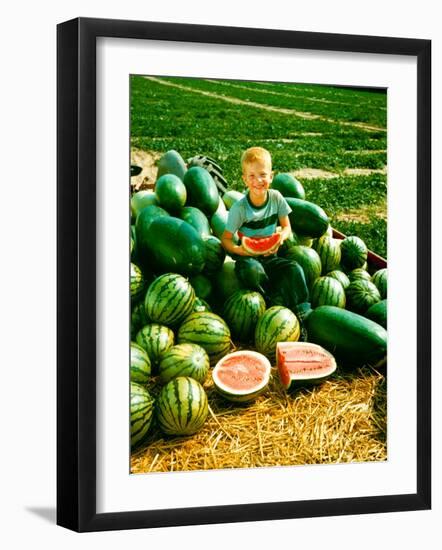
xmin=130 ymin=75 xmax=387 ymax=257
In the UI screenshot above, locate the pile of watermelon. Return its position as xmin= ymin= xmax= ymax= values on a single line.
xmin=130 ymin=150 xmax=388 ymax=450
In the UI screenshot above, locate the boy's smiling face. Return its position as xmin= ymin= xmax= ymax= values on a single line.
xmin=242 ymin=159 xmax=273 ymax=204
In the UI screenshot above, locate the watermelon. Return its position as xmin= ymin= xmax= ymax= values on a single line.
xmin=313 ymin=236 xmax=341 ymax=274
xmin=131 ymin=190 xmax=158 ymax=219
xmin=155 ymin=174 xmax=187 ymax=214
xmin=306 ymin=305 xmax=387 ymax=367
xmin=158 ymin=343 xmax=210 ymax=384
xmin=284 ymin=245 xmax=322 ymax=290
xmin=210 ymin=208 xmax=228 ymax=239
xmin=183 ymin=166 xmax=219 ymax=216
xmin=192 ymin=296 xmax=212 ymax=314
xmin=276 ymin=342 xmax=337 ymax=391
xmin=223 ymin=290 xmax=266 ymax=342
xmin=348 ymin=268 xmax=371 ymax=283
xmin=138 ymin=216 xmax=206 ymax=276
xmin=136 ymin=323 xmax=175 ymax=367
xmin=130 ymin=382 xmax=155 ymax=448
xmin=311 ymin=276 xmax=346 ymax=308
xmin=326 ymin=270 xmax=350 ymax=290
xmin=130 ymin=341 xmax=152 ymax=384
xmin=372 ymin=268 xmax=387 ymax=299
xmin=179 ymin=206 xmax=211 ymax=238
xmin=189 ymin=274 xmax=213 ymax=301
xmin=223 ymin=190 xmax=244 ymax=209
xmin=156 ymin=149 xmax=187 ymax=181
xmin=346 ymin=279 xmax=381 ymax=314
xmin=271 ymin=173 xmax=305 ymax=199
xmin=130 ymin=263 xmax=145 ymax=303
xmin=202 ymin=236 xmax=226 ymax=275
xmin=255 ymin=306 xmax=300 ymax=361
xmin=365 ymin=299 xmax=387 ymax=329
xmin=242 ymin=233 xmax=281 ymax=256
xmin=145 ymin=273 xmax=195 ymax=326
xmin=177 ymin=311 xmax=232 ymax=365
xmin=340 ymin=236 xmax=368 ymax=271
xmin=285 ymin=198 xmax=329 ymax=238
xmin=212 ymin=350 xmax=271 ymax=403
xmin=234 ymin=257 xmax=269 ymax=295
xmin=156 ymin=377 xmax=208 ymax=436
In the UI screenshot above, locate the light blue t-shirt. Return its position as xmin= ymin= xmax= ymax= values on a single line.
xmin=225 ymin=189 xmax=292 ymax=238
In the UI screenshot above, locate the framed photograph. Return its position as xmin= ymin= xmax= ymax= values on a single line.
xmin=57 ymin=17 xmax=431 ymax=532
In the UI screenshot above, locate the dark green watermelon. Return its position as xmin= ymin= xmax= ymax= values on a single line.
xmin=183 ymin=166 xmax=219 ymax=217
xmin=138 ymin=216 xmax=206 ymax=276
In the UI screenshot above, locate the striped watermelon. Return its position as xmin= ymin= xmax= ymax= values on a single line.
xmin=326 ymin=270 xmax=350 ymax=290
xmin=202 ymin=236 xmax=226 ymax=275
xmin=340 ymin=236 xmax=368 ymax=271
xmin=346 ymin=279 xmax=381 ymax=314
xmin=156 ymin=377 xmax=208 ymax=436
xmin=284 ymin=245 xmax=322 ymax=289
xmin=372 ymin=268 xmax=387 ymax=299
xmin=348 ymin=268 xmax=372 ymax=283
xmin=145 ymin=273 xmax=195 ymax=326
xmin=178 ymin=311 xmax=232 ymax=365
xmin=158 ymin=343 xmax=210 ymax=384
xmin=313 ymin=236 xmax=341 ymax=274
xmin=130 ymin=263 xmax=145 ymax=303
xmin=223 ymin=290 xmax=266 ymax=343
xmin=255 ymin=306 xmax=300 ymax=361
xmin=130 ymin=341 xmax=151 ymax=384
xmin=311 ymin=276 xmax=346 ymax=308
xmin=136 ymin=323 xmax=175 ymax=367
xmin=130 ymin=382 xmax=155 ymax=448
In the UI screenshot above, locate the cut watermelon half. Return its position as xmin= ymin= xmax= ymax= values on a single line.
xmin=212 ymin=350 xmax=271 ymax=403
xmin=242 ymin=233 xmax=281 ymax=256
xmin=276 ymin=342 xmax=337 ymax=391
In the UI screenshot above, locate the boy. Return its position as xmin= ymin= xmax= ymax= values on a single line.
xmin=221 ymin=147 xmax=311 ymax=336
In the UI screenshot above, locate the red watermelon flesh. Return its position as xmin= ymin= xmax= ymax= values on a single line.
xmin=242 ymin=233 xmax=281 ymax=255
xmin=276 ymin=342 xmax=337 ymax=390
xmin=212 ymin=350 xmax=271 ymax=402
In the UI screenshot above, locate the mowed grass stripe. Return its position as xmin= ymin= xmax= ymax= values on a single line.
xmin=145 ymin=76 xmax=386 ymax=133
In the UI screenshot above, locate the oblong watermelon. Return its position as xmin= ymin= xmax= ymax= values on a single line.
xmin=223 ymin=190 xmax=244 ymax=209
xmin=156 ymin=377 xmax=208 ymax=436
xmin=131 ymin=190 xmax=158 ymax=219
xmin=271 ymin=173 xmax=305 ymax=199
xmin=365 ymin=299 xmax=387 ymax=329
xmin=202 ymin=236 xmax=226 ymax=275
xmin=212 ymin=350 xmax=271 ymax=403
xmin=183 ymin=166 xmax=219 ymax=216
xmin=179 ymin=206 xmax=211 ymax=238
xmin=139 ymin=216 xmax=206 ymax=276
xmin=156 ymin=149 xmax=187 ymax=181
xmin=285 ymin=198 xmax=329 ymax=238
xmin=155 ymin=173 xmax=187 ymax=214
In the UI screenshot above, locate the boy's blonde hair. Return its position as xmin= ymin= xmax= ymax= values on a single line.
xmin=241 ymin=147 xmax=272 ymax=171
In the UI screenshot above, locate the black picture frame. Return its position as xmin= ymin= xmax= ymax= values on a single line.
xmin=57 ymin=17 xmax=431 ymax=532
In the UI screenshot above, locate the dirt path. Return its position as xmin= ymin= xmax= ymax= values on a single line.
xmin=143 ymin=76 xmax=386 ymax=133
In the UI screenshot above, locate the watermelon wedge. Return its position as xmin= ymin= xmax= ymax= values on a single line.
xmin=242 ymin=233 xmax=281 ymax=256
xmin=276 ymin=342 xmax=337 ymax=391
xmin=212 ymin=350 xmax=271 ymax=403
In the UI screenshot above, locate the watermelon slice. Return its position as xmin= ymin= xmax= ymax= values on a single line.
xmin=242 ymin=233 xmax=281 ymax=256
xmin=212 ymin=350 xmax=271 ymax=403
xmin=276 ymin=342 xmax=337 ymax=391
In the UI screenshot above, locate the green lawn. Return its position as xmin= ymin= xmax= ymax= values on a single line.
xmin=130 ymin=75 xmax=387 ymax=257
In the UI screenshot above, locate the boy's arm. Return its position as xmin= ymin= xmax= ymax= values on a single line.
xmin=221 ymin=230 xmax=249 ymax=257
xmin=278 ymin=215 xmax=292 ymax=243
